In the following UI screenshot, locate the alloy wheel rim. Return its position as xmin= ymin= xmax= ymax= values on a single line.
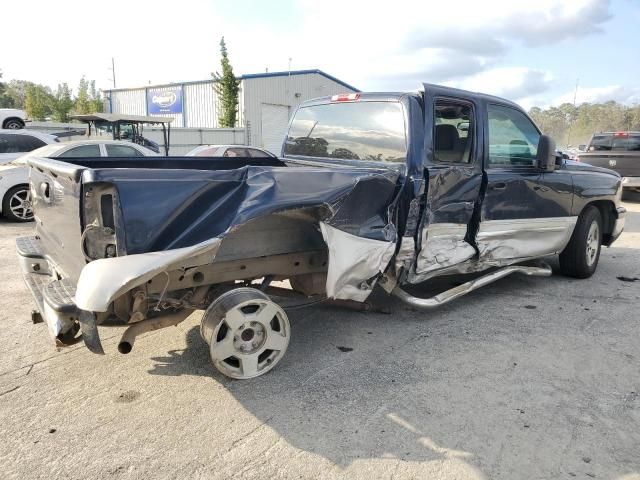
xmin=9 ymin=189 xmax=34 ymax=220
xmin=585 ymin=221 xmax=599 ymax=267
xmin=210 ymin=298 xmax=289 ymax=379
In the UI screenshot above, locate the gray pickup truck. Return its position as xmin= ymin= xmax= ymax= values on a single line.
xmin=16 ymin=84 xmax=626 ymax=379
xmin=578 ymin=131 xmax=640 ymax=191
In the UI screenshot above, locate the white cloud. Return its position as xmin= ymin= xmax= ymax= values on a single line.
xmin=289 ymin=0 xmax=611 ymax=89
xmin=0 ymin=0 xmax=613 ymax=96
xmin=446 ymin=67 xmax=554 ymax=102
xmin=552 ymin=85 xmax=640 ymax=105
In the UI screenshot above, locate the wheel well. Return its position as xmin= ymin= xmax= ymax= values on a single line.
xmin=2 ymin=183 xmax=29 ymax=205
xmin=584 ymin=200 xmax=617 ymax=246
xmin=2 ymin=117 xmax=25 ymax=128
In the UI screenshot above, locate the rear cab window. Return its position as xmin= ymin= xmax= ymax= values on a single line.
xmin=284 ymin=100 xmax=407 ymax=163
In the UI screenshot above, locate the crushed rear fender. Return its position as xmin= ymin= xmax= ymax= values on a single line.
xmin=75 ymin=165 xmax=403 ymax=311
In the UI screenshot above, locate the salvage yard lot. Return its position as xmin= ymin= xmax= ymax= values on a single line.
xmin=1 ymin=202 xmax=639 ymax=480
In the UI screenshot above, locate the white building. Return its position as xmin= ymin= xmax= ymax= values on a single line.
xmin=104 ymin=70 xmax=358 ymax=154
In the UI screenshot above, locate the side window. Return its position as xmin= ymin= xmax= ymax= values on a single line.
xmin=224 ymin=148 xmax=249 ymax=157
xmin=58 ymin=144 xmax=101 ymax=158
xmin=434 ymin=101 xmax=473 ymax=164
xmin=195 ymin=147 xmax=219 ymax=157
xmin=488 ymin=104 xmax=540 ymax=167
xmin=0 ymin=134 xmax=15 ymax=153
xmin=248 ymin=148 xmax=271 ymax=158
xmin=16 ymin=135 xmax=47 ymax=152
xmin=0 ymin=134 xmax=44 ymax=154
xmin=106 ymin=144 xmax=144 ymax=157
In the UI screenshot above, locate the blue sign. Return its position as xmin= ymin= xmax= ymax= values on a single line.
xmin=147 ymin=86 xmax=183 ymax=114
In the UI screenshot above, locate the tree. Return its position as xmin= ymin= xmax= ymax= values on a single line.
xmin=3 ymin=80 xmax=35 ymax=109
xmin=0 ymin=70 xmax=8 ymax=108
xmin=75 ymin=76 xmax=91 ymax=114
xmin=51 ymin=83 xmax=74 ymax=122
xmin=212 ymin=37 xmax=240 ymax=127
xmin=24 ymin=84 xmax=54 ymax=120
xmin=89 ymin=80 xmax=103 ymax=113
xmin=530 ymin=100 xmax=640 ymax=147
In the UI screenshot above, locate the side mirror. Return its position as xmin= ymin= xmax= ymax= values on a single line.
xmin=537 ymin=135 xmax=558 ymax=171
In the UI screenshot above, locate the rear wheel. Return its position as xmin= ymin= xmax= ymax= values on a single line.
xmin=559 ymin=206 xmax=602 ymax=278
xmin=2 ymin=185 xmax=34 ymax=222
xmin=200 ymin=288 xmax=290 ymax=379
xmin=3 ymin=118 xmax=24 ymax=129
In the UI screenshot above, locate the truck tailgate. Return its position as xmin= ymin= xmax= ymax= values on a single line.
xmin=580 ymin=152 xmax=640 ymax=177
xmin=28 ymin=157 xmax=87 ymax=281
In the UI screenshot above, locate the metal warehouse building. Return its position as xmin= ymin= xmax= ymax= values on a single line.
xmin=104 ymin=70 xmax=358 ymax=154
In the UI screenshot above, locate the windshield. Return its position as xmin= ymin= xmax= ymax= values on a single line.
xmin=589 ymin=133 xmax=640 ymax=152
xmin=284 ymin=101 xmax=406 ymax=163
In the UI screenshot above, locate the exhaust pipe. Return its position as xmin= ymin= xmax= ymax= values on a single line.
xmin=118 ymin=286 xmax=209 ymax=354
xmin=392 ymin=262 xmax=552 ymax=310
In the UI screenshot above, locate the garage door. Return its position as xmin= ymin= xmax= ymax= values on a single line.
xmin=261 ymin=104 xmax=290 ymax=155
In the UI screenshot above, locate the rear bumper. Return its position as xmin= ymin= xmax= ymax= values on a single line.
xmin=16 ymin=236 xmax=79 ymax=344
xmin=621 ymin=176 xmax=640 ymax=188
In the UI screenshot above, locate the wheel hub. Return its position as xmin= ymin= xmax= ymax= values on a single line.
xmin=234 ymin=321 xmax=265 ymax=353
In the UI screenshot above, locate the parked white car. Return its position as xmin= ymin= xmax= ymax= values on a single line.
xmin=0 ymin=109 xmax=27 ymax=129
xmin=186 ymin=144 xmax=276 ymax=157
xmin=0 ymin=129 xmax=59 ymax=165
xmin=1 ymin=140 xmax=157 ymax=222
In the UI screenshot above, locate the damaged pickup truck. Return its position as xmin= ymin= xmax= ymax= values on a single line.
xmin=17 ymin=84 xmax=625 ymax=379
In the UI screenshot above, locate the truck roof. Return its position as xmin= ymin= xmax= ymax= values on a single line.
xmin=299 ymin=83 xmax=526 ymax=111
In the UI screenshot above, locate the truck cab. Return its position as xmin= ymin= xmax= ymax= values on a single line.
xmin=282 ymin=85 xmax=625 ymax=285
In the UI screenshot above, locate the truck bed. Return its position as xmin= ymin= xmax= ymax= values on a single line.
xmin=27 ymin=155 xmax=399 ymax=283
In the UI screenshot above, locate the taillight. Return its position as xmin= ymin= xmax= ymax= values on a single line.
xmin=331 ymin=93 xmax=360 ymax=102
xmin=614 ymin=131 xmax=628 ymax=138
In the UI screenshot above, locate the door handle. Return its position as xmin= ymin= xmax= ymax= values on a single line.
xmin=490 ymin=182 xmax=507 ymax=191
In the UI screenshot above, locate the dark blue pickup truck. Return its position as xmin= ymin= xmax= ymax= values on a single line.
xmin=17 ymin=84 xmax=625 ymax=379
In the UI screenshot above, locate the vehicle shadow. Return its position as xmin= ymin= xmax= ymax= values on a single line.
xmin=148 ymin=302 xmax=480 ymax=474
xmin=146 ymin=273 xmax=567 ymax=477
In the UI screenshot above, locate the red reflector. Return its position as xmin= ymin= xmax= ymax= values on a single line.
xmin=614 ymin=131 xmax=628 ymax=137
xmin=331 ymin=93 xmax=360 ymax=102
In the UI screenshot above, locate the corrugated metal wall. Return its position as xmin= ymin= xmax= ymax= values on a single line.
xmin=105 ymin=72 xmax=355 ymax=151
xmin=108 ymin=80 xmax=245 ymax=129
xmin=109 ymin=89 xmax=146 ymax=116
xmin=242 ymin=74 xmax=357 ymax=149
xmin=143 ymin=127 xmax=246 ymax=155
xmin=184 ymin=82 xmax=216 ymax=128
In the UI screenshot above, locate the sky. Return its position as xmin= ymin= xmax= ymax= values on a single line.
xmin=1 ymin=0 xmax=639 ymax=110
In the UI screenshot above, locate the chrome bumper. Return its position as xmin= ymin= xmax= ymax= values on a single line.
xmin=621 ymin=176 xmax=640 ymax=188
xmin=16 ymin=236 xmax=79 ymax=344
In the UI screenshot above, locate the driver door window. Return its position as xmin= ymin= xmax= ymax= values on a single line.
xmin=488 ymin=104 xmax=540 ymax=167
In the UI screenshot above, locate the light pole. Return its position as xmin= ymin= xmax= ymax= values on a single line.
xmin=566 ymin=78 xmax=579 ymax=148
